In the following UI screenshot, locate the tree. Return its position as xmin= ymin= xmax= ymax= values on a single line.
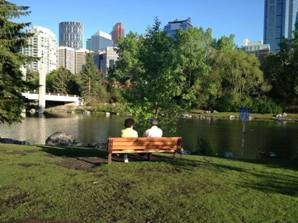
xmin=113 ymin=19 xmax=209 ymax=133
xmin=0 ymin=0 xmax=36 ymax=124
xmin=79 ymin=54 xmax=107 ymax=104
xmin=46 ymin=67 xmax=79 ymax=95
xmin=175 ymin=27 xmax=214 ymax=109
xmin=262 ymin=22 xmax=298 ymax=108
xmin=197 ymin=36 xmax=266 ymax=111
xmin=26 ymin=69 xmax=39 ymax=87
xmin=109 ymin=31 xmax=143 ymax=85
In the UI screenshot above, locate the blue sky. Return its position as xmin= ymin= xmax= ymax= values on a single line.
xmin=12 ymin=0 xmax=264 ymax=47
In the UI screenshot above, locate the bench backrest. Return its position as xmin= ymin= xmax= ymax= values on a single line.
xmin=108 ymin=137 xmax=182 ymax=154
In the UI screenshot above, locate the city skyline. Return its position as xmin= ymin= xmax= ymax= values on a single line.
xmin=12 ymin=0 xmax=264 ymax=47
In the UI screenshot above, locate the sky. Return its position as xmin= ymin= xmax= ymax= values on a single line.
xmin=12 ymin=0 xmax=264 ymax=47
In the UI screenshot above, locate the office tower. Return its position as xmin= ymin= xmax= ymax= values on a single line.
xmin=58 ymin=47 xmax=76 ymax=74
xmin=93 ymin=46 xmax=118 ymax=78
xmin=86 ymin=31 xmax=113 ymax=52
xmin=59 ymin=21 xmax=83 ymax=49
xmin=164 ymin=18 xmax=193 ymax=38
xmin=112 ymin=22 xmax=125 ymax=45
xmin=242 ymin=39 xmax=271 ymax=58
xmin=264 ymin=0 xmax=298 ymax=52
xmin=75 ymin=48 xmax=90 ymax=74
xmin=58 ymin=47 xmax=91 ymax=74
xmin=22 ymin=26 xmax=57 ymax=75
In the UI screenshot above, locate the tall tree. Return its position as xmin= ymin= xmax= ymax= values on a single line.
xmin=198 ymin=36 xmax=266 ymax=111
xmin=79 ymin=54 xmax=107 ymax=104
xmin=46 ymin=67 xmax=79 ymax=95
xmin=113 ymin=19 xmax=210 ymax=133
xmin=262 ymin=22 xmax=298 ymax=108
xmin=0 ymin=0 xmax=36 ymax=124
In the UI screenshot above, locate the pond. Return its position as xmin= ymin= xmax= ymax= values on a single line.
xmin=0 ymin=114 xmax=297 ymax=160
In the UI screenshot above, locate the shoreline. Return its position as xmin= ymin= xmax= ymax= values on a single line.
xmin=44 ymin=106 xmax=298 ymax=122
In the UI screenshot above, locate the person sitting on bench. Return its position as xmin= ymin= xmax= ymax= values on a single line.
xmin=121 ymin=118 xmax=138 ymax=163
xmin=144 ymin=118 xmax=163 ymax=137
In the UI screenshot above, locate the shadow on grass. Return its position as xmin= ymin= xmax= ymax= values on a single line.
xmin=38 ymin=145 xmax=298 ymax=196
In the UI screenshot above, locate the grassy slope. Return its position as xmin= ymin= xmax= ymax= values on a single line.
xmin=0 ymin=144 xmax=298 ymax=223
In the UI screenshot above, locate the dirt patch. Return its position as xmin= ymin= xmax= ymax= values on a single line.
xmin=57 ymin=157 xmax=106 ymax=170
xmin=0 ymin=192 xmax=29 ymax=208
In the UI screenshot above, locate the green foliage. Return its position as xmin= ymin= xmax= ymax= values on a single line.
xmin=25 ymin=69 xmax=39 ymax=86
xmin=262 ymin=22 xmax=298 ymax=107
xmin=79 ymin=54 xmax=108 ymax=105
xmin=109 ymin=32 xmax=143 ymax=84
xmin=0 ymin=0 xmax=36 ymax=124
xmin=113 ymin=19 xmax=214 ymax=133
xmin=46 ymin=67 xmax=80 ymax=95
xmin=251 ymin=97 xmax=283 ymax=114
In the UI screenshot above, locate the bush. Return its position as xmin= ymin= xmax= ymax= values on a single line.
xmin=251 ymin=97 xmax=283 ymax=114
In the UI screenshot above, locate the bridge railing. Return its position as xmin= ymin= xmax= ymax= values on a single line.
xmin=24 ymin=91 xmax=80 ymax=98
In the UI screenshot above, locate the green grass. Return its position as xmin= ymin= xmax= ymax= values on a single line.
xmin=190 ymin=110 xmax=298 ymax=120
xmin=0 ymin=144 xmax=298 ymax=223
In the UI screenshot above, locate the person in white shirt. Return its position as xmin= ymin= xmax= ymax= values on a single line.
xmin=144 ymin=119 xmax=163 ymax=137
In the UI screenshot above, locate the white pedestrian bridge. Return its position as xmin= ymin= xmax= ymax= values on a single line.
xmin=22 ymin=92 xmax=80 ymax=105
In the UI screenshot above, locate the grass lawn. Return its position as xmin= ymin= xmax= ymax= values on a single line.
xmin=0 ymin=144 xmax=298 ymax=223
xmin=190 ymin=110 xmax=298 ymax=121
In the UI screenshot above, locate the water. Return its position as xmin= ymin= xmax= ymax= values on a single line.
xmin=0 ymin=114 xmax=297 ymax=160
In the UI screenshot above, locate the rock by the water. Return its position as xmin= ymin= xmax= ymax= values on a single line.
xmin=46 ymin=132 xmax=77 ymax=146
xmin=0 ymin=138 xmax=30 ymax=145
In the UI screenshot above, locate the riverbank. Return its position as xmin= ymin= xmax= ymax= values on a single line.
xmin=190 ymin=109 xmax=298 ymax=121
xmin=1 ymin=144 xmax=297 ymax=222
xmin=44 ymin=104 xmax=298 ymax=122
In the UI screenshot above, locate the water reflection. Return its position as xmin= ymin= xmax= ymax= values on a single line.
xmin=0 ymin=114 xmax=297 ymax=160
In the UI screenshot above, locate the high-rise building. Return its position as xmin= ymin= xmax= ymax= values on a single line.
xmin=22 ymin=26 xmax=57 ymax=75
xmin=112 ymin=22 xmax=125 ymax=45
xmin=242 ymin=39 xmax=271 ymax=58
xmin=75 ymin=48 xmax=90 ymax=74
xmin=93 ymin=47 xmax=118 ymax=78
xmin=58 ymin=47 xmax=91 ymax=74
xmin=264 ymin=0 xmax=298 ymax=52
xmin=22 ymin=26 xmax=57 ymax=112
xmin=58 ymin=47 xmax=76 ymax=74
xmin=59 ymin=21 xmax=83 ymax=49
xmin=86 ymin=31 xmax=113 ymax=52
xmin=164 ymin=18 xmax=193 ymax=38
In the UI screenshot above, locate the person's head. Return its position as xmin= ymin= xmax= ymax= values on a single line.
xmin=124 ymin=118 xmax=135 ymax=128
xmin=151 ymin=118 xmax=158 ymax=126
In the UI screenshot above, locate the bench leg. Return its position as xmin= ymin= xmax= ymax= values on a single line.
xmin=147 ymin=153 xmax=152 ymax=161
xmin=108 ymin=152 xmax=112 ymax=164
xmin=173 ymin=151 xmax=176 ymax=160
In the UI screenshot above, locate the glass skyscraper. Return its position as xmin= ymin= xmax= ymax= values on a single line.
xmin=86 ymin=31 xmax=113 ymax=52
xmin=264 ymin=0 xmax=298 ymax=52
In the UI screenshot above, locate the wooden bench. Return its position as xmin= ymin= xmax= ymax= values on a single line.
xmin=107 ymin=137 xmax=182 ymax=164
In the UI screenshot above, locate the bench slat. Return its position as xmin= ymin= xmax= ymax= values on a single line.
xmin=111 ymin=145 xmax=178 ymax=150
xmin=111 ymin=141 xmax=178 ymax=146
xmin=112 ymin=149 xmax=176 ymax=154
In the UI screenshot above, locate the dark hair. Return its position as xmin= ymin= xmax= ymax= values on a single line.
xmin=151 ymin=118 xmax=158 ymax=126
xmin=124 ymin=118 xmax=135 ymax=128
